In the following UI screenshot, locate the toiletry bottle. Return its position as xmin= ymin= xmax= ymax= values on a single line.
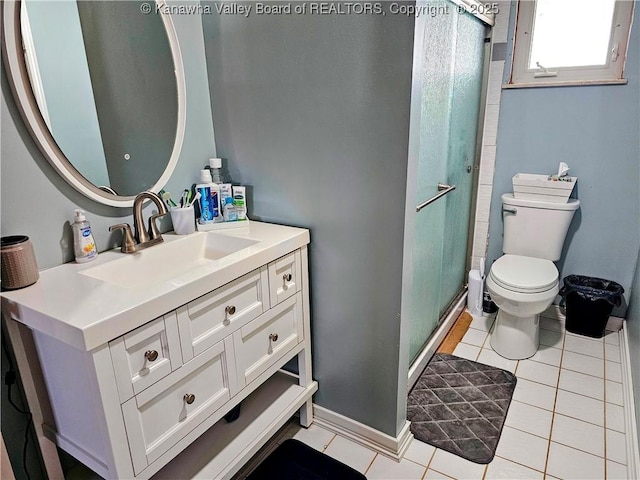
xmin=233 ymin=186 xmax=247 ymax=221
xmin=207 ymin=157 xmax=228 ymax=185
xmin=223 ymin=196 xmax=237 ymax=222
xmin=72 ymin=209 xmax=98 ymax=263
xmin=196 ymin=169 xmax=215 ymax=224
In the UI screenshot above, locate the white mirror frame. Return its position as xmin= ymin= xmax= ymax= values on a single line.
xmin=2 ymin=0 xmax=187 ymax=208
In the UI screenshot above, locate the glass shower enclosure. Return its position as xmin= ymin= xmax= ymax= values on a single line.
xmin=404 ymin=2 xmax=488 ymax=365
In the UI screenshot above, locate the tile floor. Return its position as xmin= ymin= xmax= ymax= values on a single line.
xmin=241 ymin=311 xmax=631 ymax=479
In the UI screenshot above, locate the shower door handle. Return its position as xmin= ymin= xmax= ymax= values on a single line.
xmin=416 ymin=183 xmax=456 ymax=212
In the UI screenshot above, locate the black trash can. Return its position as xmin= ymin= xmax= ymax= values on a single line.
xmin=559 ymin=275 xmax=624 ymax=338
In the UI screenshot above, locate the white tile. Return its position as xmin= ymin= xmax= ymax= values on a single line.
xmin=475 ymin=184 xmax=493 ymax=225
xmin=485 ymin=456 xmax=543 ymax=479
xmin=539 ymin=328 xmax=564 ymax=349
xmin=403 ymin=438 xmax=436 ymax=467
xmin=561 ymin=350 xmax=605 ymax=378
xmin=551 ymin=414 xmax=604 ymax=457
xmin=606 ymin=429 xmax=627 ymax=465
xmin=473 ymin=219 xmax=489 ymax=253
xmin=606 ymin=403 xmax=625 ymax=433
xmin=504 ymin=400 xmax=553 ymax=439
xmin=477 ymin=348 xmax=518 ymax=373
xmin=540 ymin=317 xmax=564 ymax=333
xmin=606 ymin=380 xmax=624 ymax=406
xmin=605 ymin=343 xmax=621 ymax=363
xmin=365 ymin=453 xmax=426 ymax=479
xmin=564 ymin=335 xmax=604 ymax=359
xmin=452 ymin=343 xmax=480 ymax=361
xmin=606 ymin=460 xmax=628 ymax=479
xmin=558 ymin=369 xmax=604 ymax=400
xmin=460 ymin=328 xmax=488 ymax=348
xmin=470 ymin=314 xmax=494 ymax=333
xmin=554 ymin=389 xmax=605 ymax=427
xmin=284 ymin=423 xmax=335 ymax=451
xmin=482 ymin=105 xmax=500 ymax=146
xmin=495 ymin=426 xmax=548 ymax=471
xmin=546 ymin=442 xmax=605 ymax=479
xmin=603 ymin=331 xmax=620 ymax=346
xmin=512 ymin=378 xmax=557 ymax=411
xmin=605 ymin=361 xmax=622 ymax=383
xmin=516 ymin=360 xmax=560 ymax=387
xmin=428 ymin=449 xmax=487 ymax=480
xmin=492 ymin=6 xmax=510 ymax=42
xmin=486 ymin=64 xmax=505 ymax=106
xmin=529 ymin=346 xmax=562 ymax=367
xmin=478 ymin=146 xmax=496 ymax=186
xmin=424 ymin=468 xmax=454 ymax=479
xmin=323 ymin=435 xmax=376 ymax=474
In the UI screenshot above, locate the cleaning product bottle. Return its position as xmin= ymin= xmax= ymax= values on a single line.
xmin=196 ymin=169 xmax=216 ymax=224
xmin=72 ymin=209 xmax=98 ymax=263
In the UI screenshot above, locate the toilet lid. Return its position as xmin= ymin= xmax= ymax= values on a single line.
xmin=490 ymin=255 xmax=558 ymax=293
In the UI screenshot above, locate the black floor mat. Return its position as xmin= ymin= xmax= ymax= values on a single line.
xmin=247 ymin=438 xmax=367 ymax=480
xmin=407 ymin=353 xmax=517 ymax=464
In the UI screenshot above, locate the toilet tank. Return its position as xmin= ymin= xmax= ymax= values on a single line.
xmin=502 ymin=193 xmax=580 ymax=261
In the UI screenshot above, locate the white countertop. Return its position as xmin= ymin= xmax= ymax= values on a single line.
xmin=1 ymin=222 xmax=309 ymax=351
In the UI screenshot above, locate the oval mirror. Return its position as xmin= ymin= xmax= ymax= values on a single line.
xmin=2 ymin=0 xmax=186 ymax=207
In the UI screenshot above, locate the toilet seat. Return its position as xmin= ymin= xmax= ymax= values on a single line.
xmin=490 ymin=254 xmax=558 ymax=294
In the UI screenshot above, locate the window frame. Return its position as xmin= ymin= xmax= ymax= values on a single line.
xmin=508 ymin=0 xmax=635 ymax=88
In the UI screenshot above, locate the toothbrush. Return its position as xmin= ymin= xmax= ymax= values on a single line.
xmin=180 ymin=189 xmax=189 ymax=208
xmin=160 ymin=190 xmax=177 ymax=208
xmin=187 ymin=191 xmax=200 ymax=207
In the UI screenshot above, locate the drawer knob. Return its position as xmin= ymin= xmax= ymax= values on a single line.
xmin=184 ymin=393 xmax=196 ymax=405
xmin=225 ymin=305 xmax=236 ymax=316
xmin=144 ymin=350 xmax=159 ymax=362
xmin=269 ymin=333 xmax=279 ymax=342
xmin=283 ymin=273 xmax=292 ymax=282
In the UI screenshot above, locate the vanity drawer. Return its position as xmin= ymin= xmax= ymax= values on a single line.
xmin=122 ymin=338 xmax=236 ymax=475
xmin=268 ymin=250 xmax=302 ymax=306
xmin=177 ymin=267 xmax=269 ymax=363
xmin=109 ymin=313 xmax=182 ymax=403
xmin=234 ymin=293 xmax=303 ymax=388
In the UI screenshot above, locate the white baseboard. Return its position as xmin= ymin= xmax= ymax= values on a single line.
xmin=313 ymin=405 xmax=413 ymax=461
xmin=407 ymin=292 xmax=468 ymax=391
xmin=620 ymin=326 xmax=640 ymax=480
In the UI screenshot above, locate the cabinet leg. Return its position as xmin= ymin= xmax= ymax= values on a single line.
xmin=299 ymin=399 xmax=313 ymax=427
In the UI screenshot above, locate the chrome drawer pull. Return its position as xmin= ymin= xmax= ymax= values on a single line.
xmin=144 ymin=350 xmax=158 ymax=362
xmin=283 ymin=273 xmax=292 ymax=282
xmin=225 ymin=305 xmax=236 ymax=316
xmin=269 ymin=333 xmax=279 ymax=342
xmin=184 ymin=393 xmax=196 ymax=405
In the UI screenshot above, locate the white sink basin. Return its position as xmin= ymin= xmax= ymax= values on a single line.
xmin=81 ymin=232 xmax=259 ymax=288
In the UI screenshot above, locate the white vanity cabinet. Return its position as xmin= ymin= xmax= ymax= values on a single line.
xmin=1 ymin=223 xmax=316 ymax=480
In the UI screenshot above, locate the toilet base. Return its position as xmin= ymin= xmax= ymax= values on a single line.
xmin=490 ymin=309 xmax=540 ymax=360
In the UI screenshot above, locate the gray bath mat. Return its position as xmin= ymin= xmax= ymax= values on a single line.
xmin=407 ymin=353 xmax=517 ymax=464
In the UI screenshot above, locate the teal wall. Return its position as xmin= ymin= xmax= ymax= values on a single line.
xmin=487 ymin=3 xmax=640 ymax=308
xmin=202 ymin=5 xmax=414 ymax=436
xmin=627 ymin=250 xmax=640 ymax=447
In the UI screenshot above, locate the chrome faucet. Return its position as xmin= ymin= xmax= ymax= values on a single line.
xmin=109 ymin=191 xmax=168 ymax=253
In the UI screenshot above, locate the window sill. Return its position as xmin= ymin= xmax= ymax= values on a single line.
xmin=503 ymin=79 xmax=628 ymax=89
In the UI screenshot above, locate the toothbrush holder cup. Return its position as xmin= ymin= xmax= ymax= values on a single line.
xmin=170 ymin=205 xmax=195 ymax=235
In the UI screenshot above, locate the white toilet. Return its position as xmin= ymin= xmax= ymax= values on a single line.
xmin=487 ymin=193 xmax=580 ymax=360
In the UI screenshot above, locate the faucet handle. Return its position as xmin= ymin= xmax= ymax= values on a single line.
xmin=148 ymin=213 xmax=168 ymax=240
xmin=109 ymin=223 xmax=137 ymax=253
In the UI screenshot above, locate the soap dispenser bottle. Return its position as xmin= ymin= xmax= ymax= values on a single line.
xmin=72 ymin=209 xmax=98 ymax=263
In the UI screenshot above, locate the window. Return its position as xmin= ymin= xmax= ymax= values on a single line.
xmin=510 ymin=0 xmax=635 ymax=86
